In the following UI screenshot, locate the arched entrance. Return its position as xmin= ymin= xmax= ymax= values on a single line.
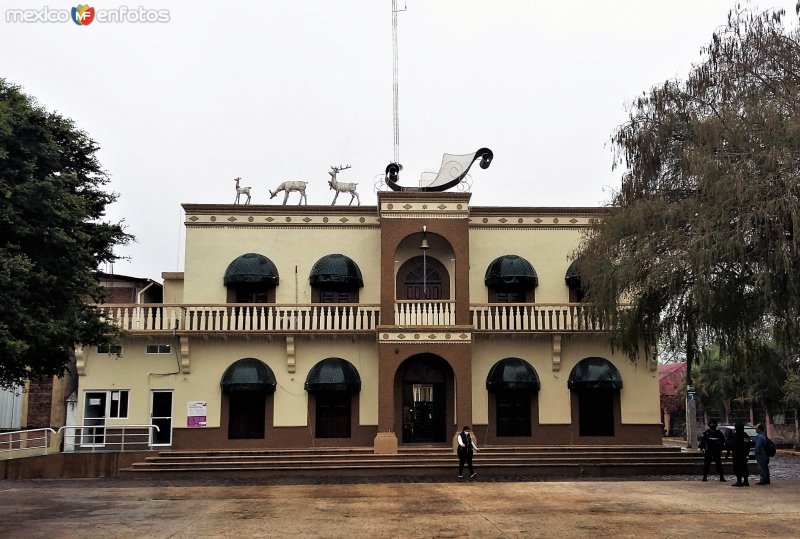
xmin=395 ymin=354 xmax=454 ymax=443
xmin=220 ymin=358 xmax=276 ymax=440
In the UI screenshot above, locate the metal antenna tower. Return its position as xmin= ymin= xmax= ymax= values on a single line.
xmin=392 ymin=1 xmax=406 ymax=163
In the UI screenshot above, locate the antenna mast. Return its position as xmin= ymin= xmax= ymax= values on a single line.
xmin=392 ymin=1 xmax=404 ymax=163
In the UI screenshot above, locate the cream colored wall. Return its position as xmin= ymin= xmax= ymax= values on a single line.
xmin=162 ymin=276 xmax=184 ymax=304
xmin=471 ymin=336 xmax=659 ymax=426
xmin=468 ymin=228 xmax=584 ymax=303
xmin=77 ymin=336 xmax=379 ymax=429
xmin=183 ymin=227 xmax=381 ymax=304
xmin=77 ymin=337 xmax=185 ymax=429
xmin=292 ymin=338 xmax=379 ymax=426
xmin=471 ymin=336 xmax=553 ymax=425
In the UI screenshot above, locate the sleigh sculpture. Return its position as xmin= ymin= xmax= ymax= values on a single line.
xmin=384 ymin=147 xmax=493 ymax=192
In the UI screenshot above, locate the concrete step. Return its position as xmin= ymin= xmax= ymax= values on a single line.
xmin=120 ymin=445 xmax=705 ymax=480
xmin=141 ymin=453 xmax=698 ymax=466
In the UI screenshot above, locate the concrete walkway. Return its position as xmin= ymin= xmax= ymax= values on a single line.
xmin=1 ymin=478 xmax=799 ymax=538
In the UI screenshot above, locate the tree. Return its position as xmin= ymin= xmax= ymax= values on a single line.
xmin=783 ymin=363 xmax=800 ymax=445
xmin=0 ymin=79 xmax=130 ymax=387
xmin=575 ymin=4 xmax=800 ymax=366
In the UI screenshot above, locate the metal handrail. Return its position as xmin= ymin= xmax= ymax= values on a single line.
xmin=0 ymin=428 xmax=57 ymax=456
xmin=58 ymin=424 xmax=160 ymax=452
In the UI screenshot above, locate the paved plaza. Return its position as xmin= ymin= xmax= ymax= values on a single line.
xmin=1 ymin=470 xmax=799 ymax=538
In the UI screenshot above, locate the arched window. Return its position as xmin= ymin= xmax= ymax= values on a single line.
xmin=305 ymin=358 xmax=361 ymax=439
xmin=309 ymin=254 xmax=363 ymax=303
xmin=396 ymin=256 xmax=450 ymax=300
xmin=221 ymin=358 xmax=276 ymax=439
xmin=484 ymin=255 xmax=538 ymax=302
xmin=568 ymin=357 xmax=622 ymax=437
xmin=487 ymin=358 xmax=540 ymax=437
xmin=223 ymin=253 xmax=279 ymax=303
xmin=565 ymin=259 xmax=585 ymax=303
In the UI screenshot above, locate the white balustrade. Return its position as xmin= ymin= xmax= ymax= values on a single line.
xmin=94 ymin=303 xmax=610 ymax=334
xmin=470 ymin=303 xmax=606 ymax=332
xmin=393 ymin=301 xmax=455 ymax=326
xmin=94 ymin=304 xmax=381 ymax=333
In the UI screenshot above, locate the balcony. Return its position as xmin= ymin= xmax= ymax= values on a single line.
xmin=93 ymin=302 xmax=608 ymax=335
xmin=95 ymin=304 xmax=381 ymax=333
xmin=470 ymin=303 xmax=607 ymax=333
xmin=393 ymin=300 xmax=455 ymax=326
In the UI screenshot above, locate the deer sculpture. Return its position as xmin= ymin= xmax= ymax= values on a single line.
xmin=269 ymin=181 xmax=308 ymax=205
xmin=233 ymin=177 xmax=251 ymax=205
xmin=328 ymin=165 xmax=360 ymax=206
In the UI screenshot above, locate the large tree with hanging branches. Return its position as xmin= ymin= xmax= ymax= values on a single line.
xmin=575 ymin=4 xmax=800 ymax=368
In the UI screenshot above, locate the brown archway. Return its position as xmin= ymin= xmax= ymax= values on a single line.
xmin=395 ymin=256 xmax=450 ymax=300
xmin=394 ymin=354 xmax=454 ymax=443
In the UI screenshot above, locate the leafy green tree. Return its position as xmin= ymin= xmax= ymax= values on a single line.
xmin=575 ymin=5 xmax=800 ymax=368
xmin=0 ymin=79 xmax=130 ymax=387
xmin=782 ymin=363 xmax=800 ymax=444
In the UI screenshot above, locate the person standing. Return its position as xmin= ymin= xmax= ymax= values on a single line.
xmin=729 ymin=422 xmax=750 ymax=487
xmin=699 ymin=421 xmax=726 ymax=482
xmin=754 ymin=423 xmax=771 ymax=485
xmin=457 ymin=426 xmax=479 ymax=479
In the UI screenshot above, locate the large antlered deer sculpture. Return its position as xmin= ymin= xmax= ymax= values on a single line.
xmin=328 ymin=165 xmax=360 ymax=206
xmin=234 ymin=177 xmax=251 ymax=205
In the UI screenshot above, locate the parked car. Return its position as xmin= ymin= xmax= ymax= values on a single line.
xmin=717 ymin=424 xmax=758 ymax=459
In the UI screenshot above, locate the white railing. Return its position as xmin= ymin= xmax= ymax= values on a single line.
xmin=59 ymin=424 xmax=160 ymax=452
xmin=0 ymin=428 xmax=57 ymax=459
xmin=94 ymin=304 xmax=381 ymax=333
xmin=394 ymin=300 xmax=455 ymax=326
xmin=471 ymin=303 xmax=607 ymax=332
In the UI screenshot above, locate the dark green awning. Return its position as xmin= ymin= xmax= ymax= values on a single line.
xmin=223 ymin=253 xmax=279 ymax=287
xmin=486 ymin=358 xmax=540 ymax=392
xmin=484 ymin=255 xmax=538 ymax=290
xmin=309 ymin=254 xmax=363 ymax=290
xmin=305 ymin=358 xmax=361 ymax=393
xmin=565 ymin=259 xmax=582 ymax=289
xmin=221 ymin=358 xmax=277 ymax=392
xmin=568 ymin=357 xmax=623 ymax=390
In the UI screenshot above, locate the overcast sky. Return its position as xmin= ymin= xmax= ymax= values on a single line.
xmin=2 ymin=0 xmax=798 ymax=281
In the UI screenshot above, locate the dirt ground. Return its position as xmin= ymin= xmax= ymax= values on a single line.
xmin=1 ymin=478 xmax=798 ymax=538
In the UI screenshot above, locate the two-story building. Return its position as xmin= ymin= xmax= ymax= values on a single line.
xmin=77 ymin=190 xmax=660 ymax=452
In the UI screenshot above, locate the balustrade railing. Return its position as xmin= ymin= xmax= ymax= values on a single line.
xmin=394 ymin=300 xmax=455 ymax=326
xmin=94 ymin=304 xmax=381 ymax=332
xmin=94 ymin=303 xmax=611 ymax=333
xmin=471 ymin=303 xmax=607 ymax=332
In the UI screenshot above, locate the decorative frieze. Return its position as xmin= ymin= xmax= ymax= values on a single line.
xmin=182 ymin=203 xmax=379 ymax=228
xmin=184 ymin=213 xmax=379 ymax=228
xmin=380 ymin=201 xmax=469 ymax=220
xmin=379 ymin=331 xmax=472 ymax=344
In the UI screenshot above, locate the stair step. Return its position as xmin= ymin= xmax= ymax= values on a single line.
xmin=119 ymin=445 xmax=702 ymax=480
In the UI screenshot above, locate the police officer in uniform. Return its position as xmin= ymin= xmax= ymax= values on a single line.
xmin=699 ymin=420 xmax=726 ymax=482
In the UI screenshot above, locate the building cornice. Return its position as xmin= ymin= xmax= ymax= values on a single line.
xmin=182 ymin=204 xmax=380 ymax=228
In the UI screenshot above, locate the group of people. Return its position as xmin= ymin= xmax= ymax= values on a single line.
xmin=458 ymin=422 xmax=774 ymax=483
xmin=700 ymin=421 xmax=772 ymax=487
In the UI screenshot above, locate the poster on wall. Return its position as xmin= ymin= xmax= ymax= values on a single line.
xmin=187 ymin=401 xmax=207 ymax=427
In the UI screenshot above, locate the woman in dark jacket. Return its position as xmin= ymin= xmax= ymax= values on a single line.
xmin=456 ymin=426 xmax=479 ymax=478
xmin=729 ymin=422 xmax=750 ymax=487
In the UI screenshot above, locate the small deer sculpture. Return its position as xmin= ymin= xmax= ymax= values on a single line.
xmin=328 ymin=165 xmax=360 ymax=206
xmin=233 ymin=177 xmax=251 ymax=205
xmin=269 ymin=181 xmax=308 ymax=205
